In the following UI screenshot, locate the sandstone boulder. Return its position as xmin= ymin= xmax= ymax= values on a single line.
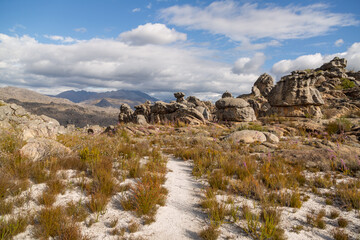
xmin=225 ymin=130 xmax=267 ymax=144
xmin=20 ymin=138 xmax=72 ymax=161
xmin=216 ymin=98 xmax=250 ymax=109
xmin=222 ymin=91 xmax=233 ymax=98
xmin=252 ymin=73 xmax=274 ymax=98
xmin=215 ymin=97 xmax=256 ymax=122
xmin=118 ymin=104 xmax=134 ymax=123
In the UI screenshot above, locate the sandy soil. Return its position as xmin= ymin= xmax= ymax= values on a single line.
xmin=134 ymin=157 xmax=207 ymax=239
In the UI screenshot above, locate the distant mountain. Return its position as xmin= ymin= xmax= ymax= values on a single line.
xmin=95 ymin=98 xmax=114 ymax=108
xmin=53 ymin=90 xmax=158 ymax=107
xmin=0 ymin=86 xmax=119 ymax=127
xmin=54 ymin=90 xmax=97 ymax=103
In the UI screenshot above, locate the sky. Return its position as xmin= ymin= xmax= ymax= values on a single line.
xmin=0 ymin=0 xmax=359 ymax=100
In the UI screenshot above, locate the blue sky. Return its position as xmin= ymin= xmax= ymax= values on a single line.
xmin=0 ymin=0 xmax=359 ymax=100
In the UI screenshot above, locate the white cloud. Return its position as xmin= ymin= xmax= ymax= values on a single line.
xmin=147 ymin=3 xmax=152 ymax=9
xmin=119 ymin=23 xmax=187 ymax=45
xmin=44 ymin=35 xmax=78 ymax=43
xmin=132 ymin=8 xmax=141 ymax=12
xmin=232 ymin=53 xmax=266 ymax=74
xmin=335 ymin=38 xmax=344 ymax=47
xmin=271 ymin=42 xmax=360 ymax=78
xmin=9 ymin=24 xmax=26 ymax=32
xmin=74 ymin=27 xmax=87 ymax=33
xmin=0 ymin=33 xmax=258 ymax=98
xmin=160 ymin=1 xmax=358 ymax=46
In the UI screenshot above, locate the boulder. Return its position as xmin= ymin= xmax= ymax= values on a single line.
xmin=174 ymin=92 xmax=186 ymax=103
xmin=216 ymin=107 xmax=256 ymax=122
xmin=216 ymin=98 xmax=250 ymax=109
xmin=225 ymin=130 xmax=267 ymax=144
xmin=215 ymin=97 xmax=256 ymax=122
xmin=0 ymin=101 xmax=63 ymax=141
xmin=252 ymin=73 xmax=274 ymax=98
xmin=263 ymin=132 xmax=279 ymax=144
xmin=118 ymin=104 xmax=134 ymax=123
xmin=222 ymin=91 xmax=233 ymax=98
xmin=20 ymin=138 xmax=72 ymax=161
xmin=319 ymin=57 xmax=347 ymax=71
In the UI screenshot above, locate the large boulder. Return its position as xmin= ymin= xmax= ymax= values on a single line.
xmin=252 ymin=73 xmax=274 ymax=98
xmin=224 ymin=130 xmax=267 ymax=144
xmin=118 ymin=103 xmax=134 ymax=123
xmin=216 ymin=98 xmax=250 ymax=109
xmin=215 ymin=96 xmax=256 ymax=122
xmin=20 ymin=138 xmax=72 ymax=161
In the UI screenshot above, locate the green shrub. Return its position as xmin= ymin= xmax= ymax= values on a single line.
xmin=326 ymin=118 xmax=352 ymax=135
xmin=341 ymin=78 xmax=355 ymax=89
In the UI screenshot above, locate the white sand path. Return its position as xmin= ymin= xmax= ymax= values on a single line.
xmin=136 ymin=157 xmax=206 ymax=240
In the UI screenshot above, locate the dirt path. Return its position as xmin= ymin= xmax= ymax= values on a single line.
xmin=136 ymin=157 xmax=206 ymax=240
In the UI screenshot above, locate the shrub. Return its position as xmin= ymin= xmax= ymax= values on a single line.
xmin=332 ymin=228 xmax=348 ymax=240
xmin=65 ymin=201 xmax=89 ymax=222
xmin=330 ymin=210 xmax=340 ymax=219
xmin=128 ymin=220 xmax=139 ymax=233
xmin=121 ymin=173 xmax=166 ymax=216
xmin=326 ymin=118 xmax=352 ymax=135
xmin=199 ymin=224 xmax=220 ymax=240
xmin=34 ymin=206 xmax=84 ymax=239
xmin=208 ymin=170 xmax=228 ymax=191
xmin=0 ymin=199 xmax=13 ymax=215
xmin=336 ymin=181 xmax=360 ymax=210
xmin=340 ymin=78 xmax=355 ymax=89
xmin=0 ymin=215 xmax=29 ymax=239
xmin=87 ymin=192 xmax=108 ymax=215
xmin=337 ymin=217 xmax=348 ymax=228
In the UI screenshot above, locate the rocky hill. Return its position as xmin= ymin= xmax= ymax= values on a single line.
xmin=0 ymin=87 xmax=118 ymax=127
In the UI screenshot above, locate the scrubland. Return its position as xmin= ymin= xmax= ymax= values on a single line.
xmin=1 ymin=117 xmax=360 ymax=240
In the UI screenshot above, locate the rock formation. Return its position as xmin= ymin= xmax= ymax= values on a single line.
xmin=0 ymin=100 xmax=71 ymax=161
xmin=215 ymin=93 xmax=256 ymax=122
xmin=267 ymin=70 xmax=325 ymax=118
xmin=252 ymin=73 xmax=274 ymax=98
xmin=118 ymin=93 xmax=213 ymax=125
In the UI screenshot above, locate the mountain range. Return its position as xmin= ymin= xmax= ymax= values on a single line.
xmin=0 ymin=87 xmax=159 ymax=127
xmin=52 ymin=90 xmax=158 ymax=109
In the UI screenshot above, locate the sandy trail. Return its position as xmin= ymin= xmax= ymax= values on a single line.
xmin=136 ymin=157 xmax=206 ymax=240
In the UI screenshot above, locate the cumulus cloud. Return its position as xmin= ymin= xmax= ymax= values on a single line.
xmin=271 ymin=42 xmax=360 ymax=78
xmin=232 ymin=53 xmax=266 ymax=74
xmin=74 ymin=27 xmax=87 ymax=33
xmin=335 ymin=38 xmax=344 ymax=47
xmin=0 ymin=33 xmax=258 ymax=98
xmin=160 ymin=1 xmax=358 ymax=46
xmin=44 ymin=35 xmax=78 ymax=43
xmin=119 ymin=23 xmax=187 ymax=45
xmin=132 ymin=8 xmax=141 ymax=12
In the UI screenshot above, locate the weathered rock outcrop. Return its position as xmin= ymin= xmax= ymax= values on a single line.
xmin=0 ymin=101 xmax=66 ymax=141
xmin=215 ymin=93 xmax=256 ymax=122
xmin=267 ymin=70 xmax=325 ymax=118
xmin=118 ymin=103 xmax=135 ymax=123
xmin=252 ymin=73 xmax=274 ymax=98
xmin=118 ymin=93 xmax=213 ymax=125
xmin=0 ymin=100 xmax=71 ymax=161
